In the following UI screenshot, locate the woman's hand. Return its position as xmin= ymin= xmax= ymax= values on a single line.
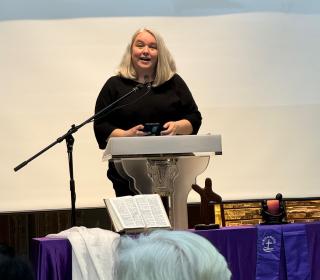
xmin=125 ymin=124 xmax=146 ymax=137
xmin=161 ymin=119 xmax=193 ymax=135
xmin=110 ymin=125 xmax=147 ymax=137
xmin=161 ymin=121 xmax=177 ymax=135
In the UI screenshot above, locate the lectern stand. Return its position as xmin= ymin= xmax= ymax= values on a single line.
xmin=103 ymin=135 xmax=222 ymax=230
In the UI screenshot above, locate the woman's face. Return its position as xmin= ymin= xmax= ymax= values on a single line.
xmin=131 ymin=31 xmax=158 ymax=78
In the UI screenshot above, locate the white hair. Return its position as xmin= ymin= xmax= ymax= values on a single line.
xmin=114 ymin=230 xmax=231 ymax=280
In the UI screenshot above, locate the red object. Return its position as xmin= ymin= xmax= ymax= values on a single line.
xmin=267 ymin=199 xmax=280 ymax=215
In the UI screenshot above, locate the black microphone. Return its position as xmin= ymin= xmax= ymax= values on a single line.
xmin=133 ymin=83 xmax=144 ymax=90
xmin=15 ymin=80 xmax=149 ymax=172
xmin=143 ymin=75 xmax=152 ymax=89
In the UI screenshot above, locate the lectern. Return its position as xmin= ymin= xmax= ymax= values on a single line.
xmin=103 ymin=134 xmax=222 ymax=230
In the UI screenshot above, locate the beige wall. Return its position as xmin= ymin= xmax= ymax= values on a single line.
xmin=1 ymin=1 xmax=320 ymax=211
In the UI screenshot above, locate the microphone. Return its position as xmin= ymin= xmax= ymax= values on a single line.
xmin=133 ymin=83 xmax=144 ymax=91
xmin=143 ymin=75 xmax=152 ymax=89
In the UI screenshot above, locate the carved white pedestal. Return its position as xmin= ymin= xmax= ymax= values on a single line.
xmin=112 ymin=155 xmax=210 ymax=229
xmin=104 ymin=135 xmax=222 ymax=230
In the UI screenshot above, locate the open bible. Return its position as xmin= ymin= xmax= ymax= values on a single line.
xmin=104 ymin=194 xmax=171 ymax=233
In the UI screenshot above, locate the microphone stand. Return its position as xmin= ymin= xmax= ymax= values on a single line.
xmin=14 ymin=84 xmax=143 ymax=226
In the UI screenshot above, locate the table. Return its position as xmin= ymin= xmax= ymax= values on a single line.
xmin=31 ymin=222 xmax=320 ymax=280
xmin=31 ymin=238 xmax=72 ymax=280
xmin=195 ymin=222 xmax=320 ymax=280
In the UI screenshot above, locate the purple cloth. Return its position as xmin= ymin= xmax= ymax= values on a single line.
xmin=31 ymin=222 xmax=320 ymax=280
xmin=256 ymin=225 xmax=283 ymax=280
xmin=283 ymin=224 xmax=311 ymax=280
xmin=306 ymin=222 xmax=320 ymax=280
xmin=195 ymin=226 xmax=256 ymax=280
xmin=31 ymin=238 xmax=72 ymax=280
xmin=194 ymin=222 xmax=320 ymax=280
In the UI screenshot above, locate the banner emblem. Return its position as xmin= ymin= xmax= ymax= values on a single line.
xmin=262 ymin=235 xmax=276 ymax=253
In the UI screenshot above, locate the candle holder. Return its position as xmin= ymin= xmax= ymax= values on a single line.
xmin=260 ymin=193 xmax=288 ymax=224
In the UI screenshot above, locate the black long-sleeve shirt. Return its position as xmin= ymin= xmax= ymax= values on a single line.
xmin=94 ymin=74 xmax=202 ymax=149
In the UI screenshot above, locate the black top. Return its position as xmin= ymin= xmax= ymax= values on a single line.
xmin=93 ymin=74 xmax=202 ymax=149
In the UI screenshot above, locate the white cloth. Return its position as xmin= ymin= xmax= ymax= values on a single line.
xmin=47 ymin=226 xmax=120 ymax=280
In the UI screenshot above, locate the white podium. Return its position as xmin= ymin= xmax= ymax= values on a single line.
xmin=103 ymin=134 xmax=222 ymax=230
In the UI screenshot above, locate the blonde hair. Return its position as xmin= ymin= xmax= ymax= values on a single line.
xmin=117 ymin=28 xmax=176 ymax=86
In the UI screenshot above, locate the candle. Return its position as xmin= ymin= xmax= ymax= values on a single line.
xmin=267 ymin=199 xmax=280 ymax=215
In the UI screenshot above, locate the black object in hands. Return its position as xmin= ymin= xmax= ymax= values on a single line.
xmin=142 ymin=123 xmax=162 ymax=136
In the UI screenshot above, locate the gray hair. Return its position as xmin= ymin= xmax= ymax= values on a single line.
xmin=114 ymin=230 xmax=232 ymax=280
xmin=117 ymin=28 xmax=176 ymax=86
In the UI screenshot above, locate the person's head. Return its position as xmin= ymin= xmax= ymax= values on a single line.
xmin=0 ymin=244 xmax=34 ymax=280
xmin=114 ymin=230 xmax=231 ymax=280
xmin=118 ymin=28 xmax=176 ymax=86
xmin=0 ymin=243 xmax=15 ymax=258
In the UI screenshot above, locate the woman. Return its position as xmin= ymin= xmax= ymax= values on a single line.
xmin=94 ymin=28 xmax=202 ymax=196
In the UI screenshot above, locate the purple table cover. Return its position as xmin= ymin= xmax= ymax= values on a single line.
xmin=31 ymin=222 xmax=320 ymax=280
xmin=195 ymin=222 xmax=320 ymax=280
xmin=31 ymin=238 xmax=72 ymax=280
